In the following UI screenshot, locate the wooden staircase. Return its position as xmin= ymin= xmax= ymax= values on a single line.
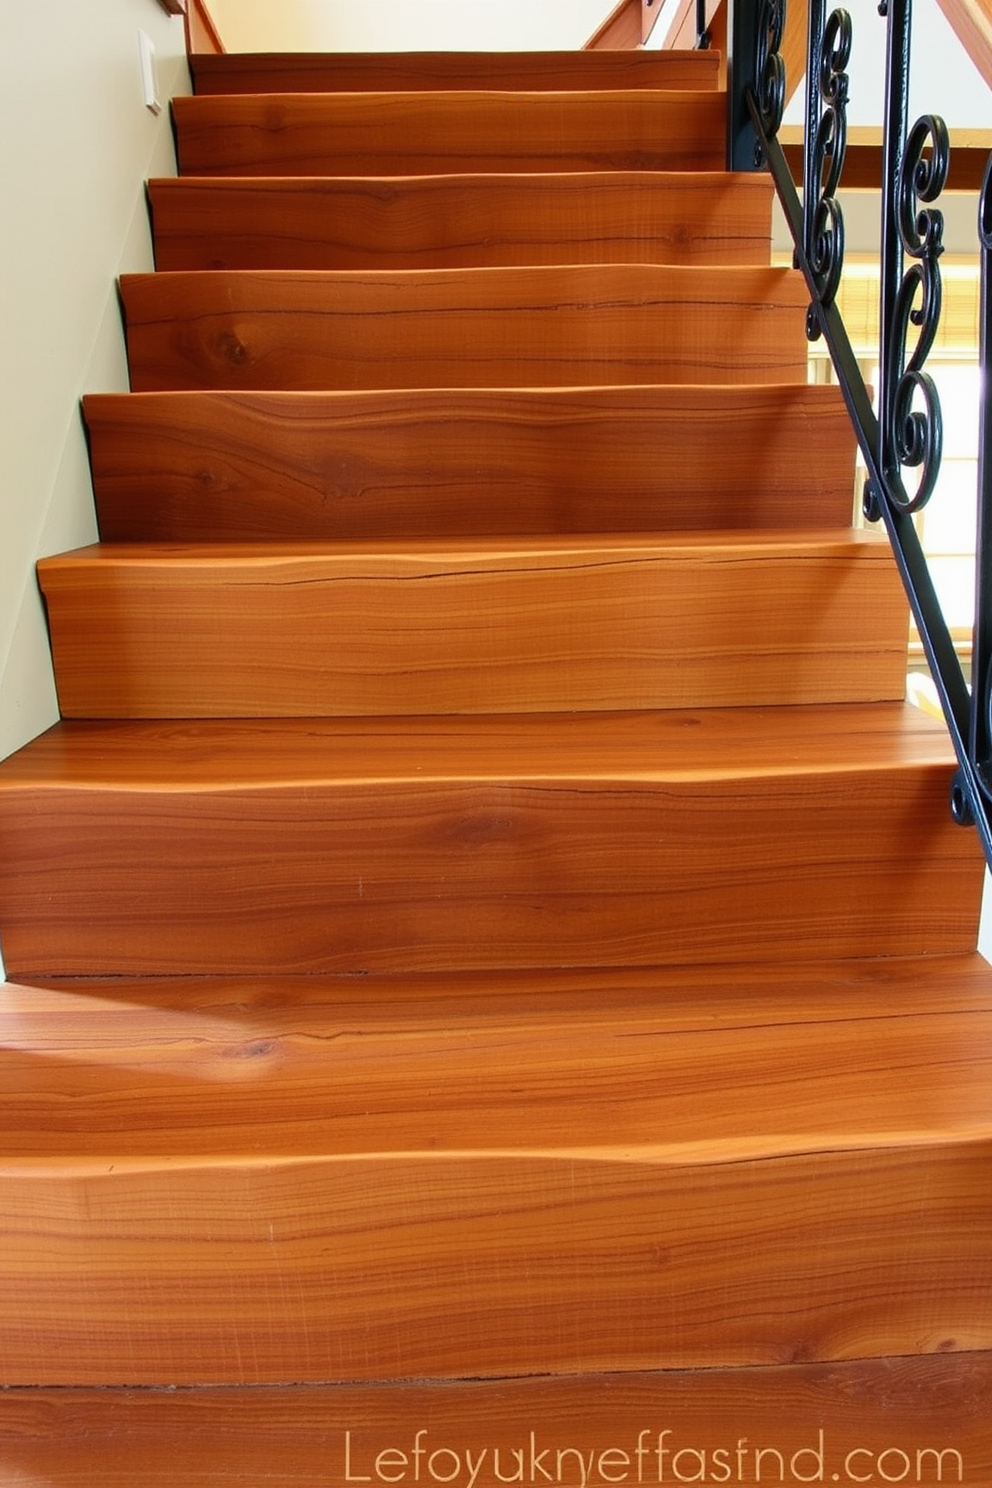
xmin=1 ymin=45 xmax=992 ymax=1475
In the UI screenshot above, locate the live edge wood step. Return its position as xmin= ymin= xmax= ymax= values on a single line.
xmin=84 ymin=385 xmax=858 ymax=542
xmin=0 ymin=706 xmax=981 ymax=979
xmin=120 ymin=266 xmax=810 ymax=393
xmin=189 ymin=49 xmax=723 ymax=94
xmin=3 ymin=1360 xmax=992 ymax=1482
xmin=172 ymin=92 xmax=726 ymax=178
xmin=1 ymin=957 xmax=990 ymax=1384
xmin=39 ymin=531 xmax=908 ymax=719
xmin=4 ymin=30 xmax=989 ymax=1424
xmin=149 ymin=173 xmax=774 ymax=272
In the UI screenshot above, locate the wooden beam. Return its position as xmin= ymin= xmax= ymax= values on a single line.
xmin=936 ymin=0 xmax=992 ymax=89
xmin=780 ymin=0 xmax=810 ymax=108
xmin=184 ymin=0 xmax=224 ymax=54
xmin=662 ymin=0 xmax=806 ymax=102
xmin=779 ymin=124 xmax=992 ymax=191
xmin=585 ymin=0 xmax=641 ymax=50
xmin=156 ymin=0 xmax=186 ymax=14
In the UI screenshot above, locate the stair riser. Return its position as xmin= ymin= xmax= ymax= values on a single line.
xmin=85 ymin=387 xmax=858 ymax=542
xmin=0 ymin=767 xmax=980 ymax=977
xmin=172 ymin=92 xmax=726 ymax=177
xmin=2 ymin=1145 xmax=988 ymax=1385
xmin=150 ymin=174 xmax=773 ymax=272
xmin=40 ymin=537 xmax=908 ymax=718
xmin=121 ymin=267 xmax=810 ymax=394
xmin=6 ymin=1359 xmax=992 ymax=1482
xmin=189 ymin=50 xmax=722 ymax=93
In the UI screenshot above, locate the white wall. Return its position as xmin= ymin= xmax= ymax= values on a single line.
xmin=205 ymin=0 xmax=619 ymax=52
xmin=0 ymin=0 xmax=190 ymax=976
xmin=0 ymin=0 xmax=189 ymax=765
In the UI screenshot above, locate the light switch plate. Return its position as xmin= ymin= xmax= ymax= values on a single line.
xmin=138 ymin=30 xmax=162 ymax=115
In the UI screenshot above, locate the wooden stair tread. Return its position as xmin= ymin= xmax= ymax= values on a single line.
xmin=0 ymin=704 xmax=962 ymax=788
xmin=189 ymin=50 xmax=723 ymax=94
xmin=121 ymin=265 xmax=810 ymax=393
xmin=84 ymin=384 xmax=859 ymax=541
xmin=149 ymin=172 xmax=773 ymax=272
xmin=3 ymin=1360 xmax=992 ymax=1483
xmin=0 ymin=708 xmax=981 ymax=979
xmin=38 ymin=530 xmax=907 ymax=717
xmin=1 ymin=954 xmax=989 ymax=1382
xmin=6 ymin=41 xmax=989 ymax=1395
xmin=172 ymin=91 xmax=726 ymax=177
xmin=4 ymin=957 xmax=992 ymax=1162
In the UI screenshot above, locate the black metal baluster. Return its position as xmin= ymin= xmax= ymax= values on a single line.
xmin=732 ymin=0 xmax=992 ymax=866
xmin=876 ymin=0 xmax=948 ymax=517
xmin=969 ymin=157 xmax=992 ymax=811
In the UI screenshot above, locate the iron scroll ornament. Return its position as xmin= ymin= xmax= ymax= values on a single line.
xmin=804 ymin=6 xmax=851 ymax=336
xmin=753 ymin=0 xmax=786 ymax=144
xmin=877 ymin=113 xmax=950 ymax=517
xmin=736 ymin=0 xmax=992 ymax=868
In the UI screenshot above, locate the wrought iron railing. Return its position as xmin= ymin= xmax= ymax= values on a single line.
xmin=729 ymin=0 xmax=992 ymax=869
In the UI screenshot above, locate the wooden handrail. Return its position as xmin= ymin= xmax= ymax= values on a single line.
xmin=584 ymin=0 xmax=666 ymax=49
xmin=936 ymin=0 xmax=992 ymax=88
xmin=184 ymin=0 xmax=225 ymax=54
xmin=660 ymin=0 xmax=807 ymax=106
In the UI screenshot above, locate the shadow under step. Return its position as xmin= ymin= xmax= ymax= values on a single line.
xmin=39 ymin=531 xmax=907 ymax=718
xmin=172 ymin=91 xmax=725 ymax=178
xmin=85 ymin=385 xmax=857 ymax=543
xmin=0 ymin=705 xmax=981 ymax=978
xmin=120 ymin=265 xmax=810 ymax=393
xmin=188 ymin=49 xmax=723 ymax=95
xmin=2 ymin=956 xmax=990 ymax=1383
xmin=148 ymin=172 xmax=773 ymax=272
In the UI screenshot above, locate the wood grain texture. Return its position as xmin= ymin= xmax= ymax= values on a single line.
xmin=778 ymin=125 xmax=992 ymax=191
xmin=5 ymin=957 xmax=992 ymax=1158
xmin=38 ymin=532 xmax=908 ymax=718
xmin=149 ymin=172 xmax=773 ymax=272
xmin=185 ymin=0 xmax=224 ymax=54
xmin=121 ymin=266 xmax=811 ymax=393
xmin=2 ymin=1356 xmax=991 ymax=1482
xmin=84 ymin=385 xmax=859 ymax=542
xmin=188 ymin=50 xmax=722 ymax=94
xmin=936 ymin=0 xmax=992 ymax=89
xmin=0 ymin=707 xmax=981 ymax=977
xmin=172 ymin=92 xmax=726 ymax=177
xmin=1 ymin=959 xmax=990 ymax=1384
xmin=585 ymin=0 xmax=644 ymax=49
xmin=1 ymin=1140 xmax=989 ymax=1383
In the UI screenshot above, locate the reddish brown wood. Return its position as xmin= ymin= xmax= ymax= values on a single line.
xmin=1 ymin=1131 xmax=989 ymax=1383
xmin=84 ymin=385 xmax=858 ymax=542
xmin=149 ymin=172 xmax=773 ymax=272
xmin=778 ymin=125 xmax=992 ymax=190
xmin=2 ymin=38 xmax=987 ymax=1410
xmin=184 ymin=0 xmax=224 ymax=55
xmin=2 ymin=1356 xmax=991 ymax=1481
xmin=38 ymin=532 xmax=908 ymax=718
xmin=585 ymin=0 xmax=643 ymax=48
xmin=189 ymin=49 xmax=721 ymax=94
xmin=0 ymin=707 xmax=981 ymax=979
xmin=172 ymin=91 xmax=726 ymax=177
xmin=5 ymin=957 xmax=991 ymax=1159
xmin=0 ymin=959 xmax=989 ymax=1383
xmin=121 ymin=266 xmax=811 ymax=393
xmin=936 ymin=0 xmax=992 ymax=89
